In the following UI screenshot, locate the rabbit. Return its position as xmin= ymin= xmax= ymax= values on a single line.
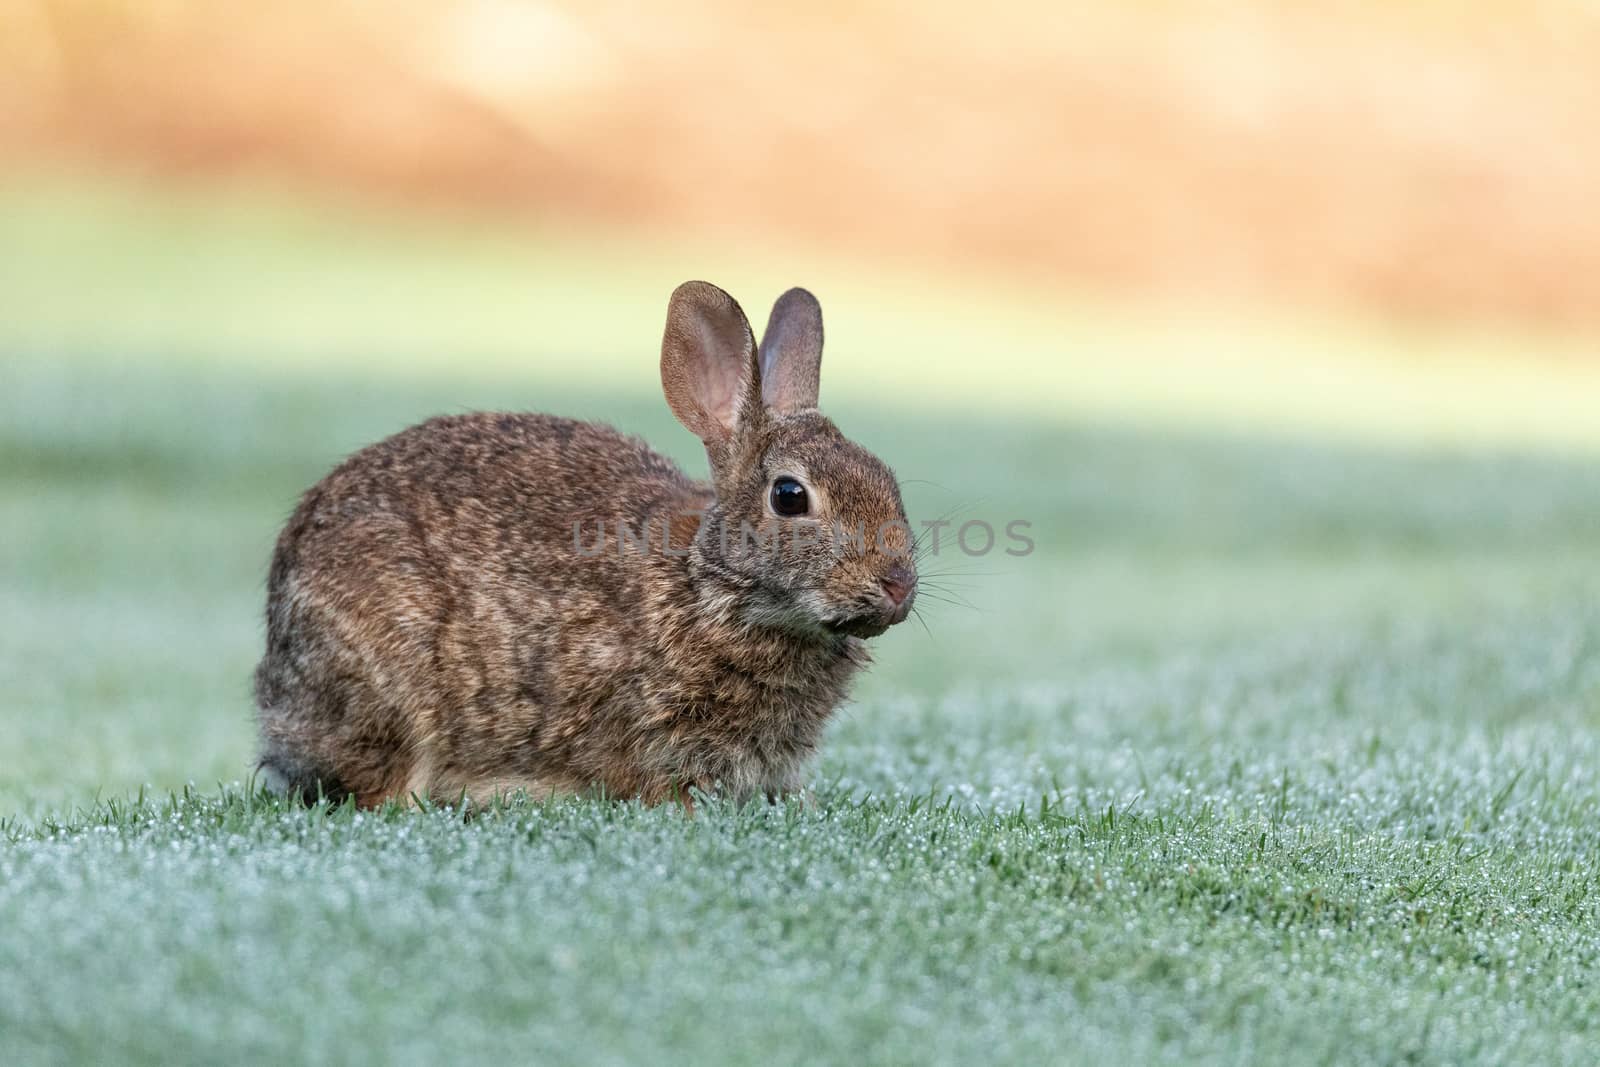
xmin=252 ymin=281 xmax=918 ymax=809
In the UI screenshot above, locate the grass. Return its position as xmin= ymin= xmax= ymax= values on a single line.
xmin=3 ymin=175 xmax=1600 ymax=1063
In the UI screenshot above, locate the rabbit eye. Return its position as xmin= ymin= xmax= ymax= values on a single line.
xmin=770 ymin=476 xmax=810 ymax=517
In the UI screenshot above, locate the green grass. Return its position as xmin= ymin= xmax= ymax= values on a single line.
xmin=4 ymin=176 xmax=1600 ymax=1063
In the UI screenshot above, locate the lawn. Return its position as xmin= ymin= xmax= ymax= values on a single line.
xmin=2 ymin=177 xmax=1599 ymax=1064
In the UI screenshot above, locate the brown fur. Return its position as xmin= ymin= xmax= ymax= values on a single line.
xmin=253 ymin=282 xmax=916 ymax=808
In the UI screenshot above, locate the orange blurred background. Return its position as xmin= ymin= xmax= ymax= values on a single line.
xmin=7 ymin=0 xmax=1600 ymax=331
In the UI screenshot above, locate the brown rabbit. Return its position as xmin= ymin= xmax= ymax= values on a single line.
xmin=253 ymin=281 xmax=917 ymax=808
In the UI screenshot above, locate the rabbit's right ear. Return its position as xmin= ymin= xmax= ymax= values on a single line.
xmin=661 ymin=281 xmax=759 ymax=443
xmin=759 ymin=287 xmax=823 ymax=414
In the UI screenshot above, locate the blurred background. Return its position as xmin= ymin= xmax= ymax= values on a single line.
xmin=3 ymin=1 xmax=1599 ymax=812
xmin=5 ymin=0 xmax=1600 ymax=436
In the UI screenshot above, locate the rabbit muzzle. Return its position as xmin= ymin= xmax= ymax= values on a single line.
xmin=822 ymin=565 xmax=917 ymax=638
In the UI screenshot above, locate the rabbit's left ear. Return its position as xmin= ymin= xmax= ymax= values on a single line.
xmin=759 ymin=288 xmax=823 ymax=414
xmin=661 ymin=281 xmax=760 ymax=443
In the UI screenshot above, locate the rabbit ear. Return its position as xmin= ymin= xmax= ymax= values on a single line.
xmin=661 ymin=281 xmax=760 ymax=442
xmin=759 ymin=287 xmax=823 ymax=414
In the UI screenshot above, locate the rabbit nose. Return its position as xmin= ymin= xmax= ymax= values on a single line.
xmin=879 ymin=566 xmax=916 ymax=608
